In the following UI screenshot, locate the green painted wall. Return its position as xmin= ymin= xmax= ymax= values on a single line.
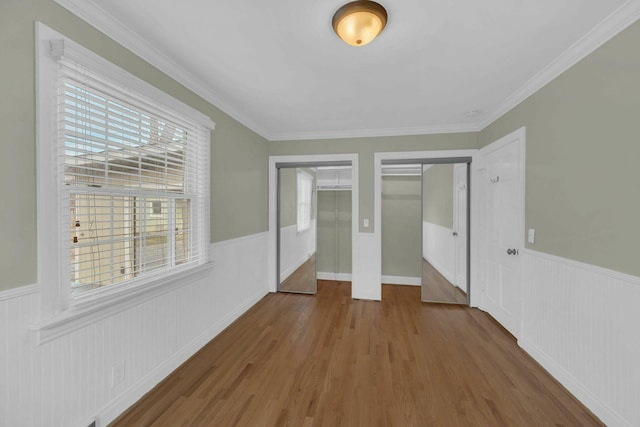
xmin=381 ymin=176 xmax=422 ymax=278
xmin=422 ymin=164 xmax=454 ymax=228
xmin=479 ymin=20 xmax=640 ymax=277
xmin=317 ymin=190 xmax=352 ymax=274
xmin=269 ymin=134 xmax=478 ymax=233
xmin=0 ymin=0 xmax=268 ymax=291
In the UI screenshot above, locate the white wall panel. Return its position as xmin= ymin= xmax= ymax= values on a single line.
xmin=520 ymin=249 xmax=640 ymax=427
xmin=0 ymin=232 xmax=269 ymax=427
xmin=354 ymin=233 xmax=381 ymax=301
xmin=422 ymin=220 xmax=455 ymax=284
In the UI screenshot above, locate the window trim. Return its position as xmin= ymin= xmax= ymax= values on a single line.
xmin=34 ymin=23 xmax=214 ymax=344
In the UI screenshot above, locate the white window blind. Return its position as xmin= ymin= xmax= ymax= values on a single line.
xmin=57 ymin=57 xmax=210 ymax=296
xmin=296 ymin=170 xmax=313 ymax=232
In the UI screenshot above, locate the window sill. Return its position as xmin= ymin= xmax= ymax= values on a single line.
xmin=31 ymin=262 xmax=213 ymax=345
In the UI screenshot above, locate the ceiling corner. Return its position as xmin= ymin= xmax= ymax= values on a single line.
xmin=52 ymin=0 xmax=273 ymax=140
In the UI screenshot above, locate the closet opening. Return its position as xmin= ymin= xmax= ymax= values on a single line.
xmin=381 ymin=157 xmax=471 ymax=305
xmin=276 ymin=161 xmax=353 ymax=296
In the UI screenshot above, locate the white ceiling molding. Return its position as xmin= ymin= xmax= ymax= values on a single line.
xmin=53 ymin=0 xmax=272 ymax=140
xmin=269 ymin=123 xmax=480 ymax=142
xmin=55 ymin=0 xmax=640 ymax=142
xmin=477 ymin=0 xmax=640 ymax=131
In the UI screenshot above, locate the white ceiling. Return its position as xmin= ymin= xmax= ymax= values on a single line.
xmin=56 ymin=0 xmax=639 ymax=140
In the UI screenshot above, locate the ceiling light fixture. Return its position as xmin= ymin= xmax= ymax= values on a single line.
xmin=332 ymin=1 xmax=388 ymax=47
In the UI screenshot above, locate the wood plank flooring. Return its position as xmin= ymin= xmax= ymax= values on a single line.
xmin=421 ymin=258 xmax=467 ymax=304
xmin=111 ymin=282 xmax=602 ymax=427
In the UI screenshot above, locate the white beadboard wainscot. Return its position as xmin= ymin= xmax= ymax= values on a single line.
xmin=0 ymin=232 xmax=269 ymax=427
xmin=519 ymin=248 xmax=640 ymax=427
xmin=422 ymin=221 xmax=455 ymax=284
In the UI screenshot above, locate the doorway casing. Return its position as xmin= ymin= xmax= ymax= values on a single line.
xmin=268 ymin=154 xmax=359 ymax=296
xmin=374 ymin=150 xmax=481 ymax=305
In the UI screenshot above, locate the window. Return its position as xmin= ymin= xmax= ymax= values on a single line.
xmin=37 ymin=23 xmax=214 ymax=324
xmin=296 ymin=170 xmax=313 ymax=232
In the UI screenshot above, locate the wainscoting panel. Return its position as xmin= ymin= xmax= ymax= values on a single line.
xmin=0 ymin=232 xmax=269 ymax=427
xmin=422 ymin=221 xmax=455 ymax=284
xmin=520 ymin=249 xmax=640 ymax=427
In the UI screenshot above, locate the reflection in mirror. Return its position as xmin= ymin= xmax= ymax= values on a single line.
xmin=381 ymin=165 xmax=423 ymax=288
xmin=278 ymin=167 xmax=317 ymax=294
xmin=421 ymin=163 xmax=468 ymax=304
xmin=316 ymin=167 xmax=352 ymax=287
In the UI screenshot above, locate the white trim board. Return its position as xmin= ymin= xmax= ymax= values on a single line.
xmin=381 ymin=276 xmax=421 ymax=286
xmin=316 ymin=272 xmax=353 ymax=282
xmin=54 ymin=0 xmax=640 ymax=141
xmin=0 ymin=284 xmax=38 ymax=302
xmin=270 ymin=124 xmax=479 ymax=142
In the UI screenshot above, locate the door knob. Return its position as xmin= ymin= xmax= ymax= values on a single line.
xmin=452 ymin=231 xmax=458 ymax=236
xmin=506 ymin=248 xmax=518 ymax=255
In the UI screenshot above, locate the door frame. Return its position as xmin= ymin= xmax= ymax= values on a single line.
xmin=374 ymin=149 xmax=480 ymax=306
xmin=477 ymin=127 xmax=526 ymax=336
xmin=268 ymin=154 xmax=359 ymax=295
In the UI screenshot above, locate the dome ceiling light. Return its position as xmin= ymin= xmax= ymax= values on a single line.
xmin=332 ymin=1 xmax=388 ymax=47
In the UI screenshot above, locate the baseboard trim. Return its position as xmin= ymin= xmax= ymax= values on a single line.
xmin=519 ymin=337 xmax=629 ymax=427
xmin=96 ymin=288 xmax=268 ymax=426
xmin=352 ymin=288 xmax=381 ymax=301
xmin=316 ymin=272 xmax=352 ymax=281
xmin=381 ymin=275 xmax=421 ymax=286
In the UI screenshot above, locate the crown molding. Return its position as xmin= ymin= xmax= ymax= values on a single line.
xmin=54 ymin=0 xmax=640 ymax=142
xmin=477 ymin=0 xmax=640 ymax=131
xmin=53 ymin=0 xmax=272 ymax=140
xmin=268 ymin=123 xmax=480 ymax=142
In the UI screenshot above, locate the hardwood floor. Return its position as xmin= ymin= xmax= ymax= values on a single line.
xmin=279 ymin=254 xmax=316 ymax=293
xmin=421 ymin=258 xmax=467 ymax=304
xmin=111 ymin=282 xmax=602 ymax=427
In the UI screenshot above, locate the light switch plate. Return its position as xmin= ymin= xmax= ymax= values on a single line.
xmin=363 ymin=218 xmax=369 ymax=228
xmin=528 ymin=228 xmax=535 ymax=244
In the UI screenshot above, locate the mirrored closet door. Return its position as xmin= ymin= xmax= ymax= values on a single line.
xmin=421 ymin=162 xmax=469 ymax=304
xmin=278 ymin=167 xmax=317 ymax=294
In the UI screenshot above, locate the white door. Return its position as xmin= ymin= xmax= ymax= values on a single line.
xmin=453 ymin=164 xmax=467 ymax=294
xmin=481 ymin=129 xmax=525 ymax=338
